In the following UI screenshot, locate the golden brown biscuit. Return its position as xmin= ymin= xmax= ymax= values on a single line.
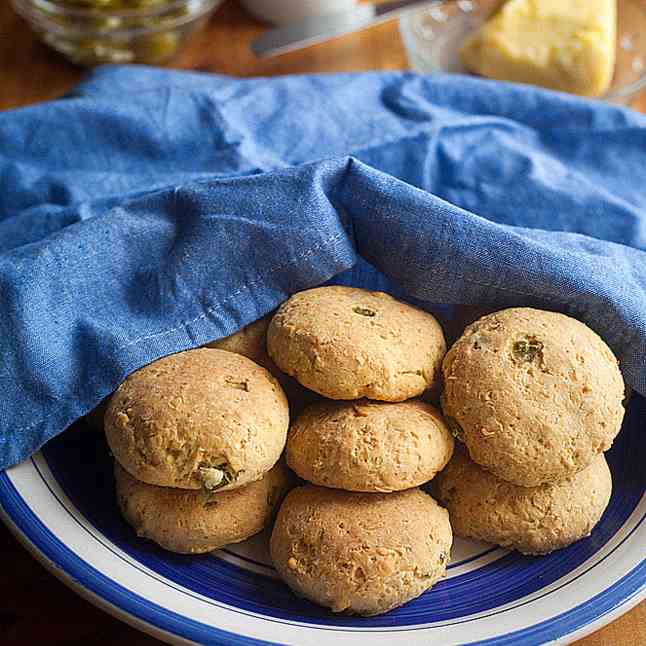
xmin=105 ymin=348 xmax=289 ymax=491
xmin=433 ymin=448 xmax=612 ymax=555
xmin=115 ymin=461 xmax=293 ymax=554
xmin=205 ymin=315 xmax=318 ymax=416
xmin=270 ymin=485 xmax=452 ymax=616
xmin=267 ymin=287 xmax=446 ymax=402
xmin=287 ymin=399 xmax=453 ymax=492
xmin=442 ymin=307 xmax=625 ymax=486
xmin=205 ymin=316 xmax=273 ymax=366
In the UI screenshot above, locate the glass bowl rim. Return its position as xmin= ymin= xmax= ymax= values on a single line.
xmin=13 ymin=0 xmax=211 ymax=19
xmin=11 ymin=0 xmax=222 ymax=38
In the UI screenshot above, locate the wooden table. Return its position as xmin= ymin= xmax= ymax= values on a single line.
xmin=0 ymin=1 xmax=644 ymax=644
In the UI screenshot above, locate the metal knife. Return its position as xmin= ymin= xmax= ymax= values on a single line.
xmin=251 ymin=0 xmax=439 ymax=58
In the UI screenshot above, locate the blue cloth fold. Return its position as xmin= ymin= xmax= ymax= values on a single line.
xmin=1 ymin=66 xmax=645 ymax=469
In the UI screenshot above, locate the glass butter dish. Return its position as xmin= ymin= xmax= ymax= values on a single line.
xmin=12 ymin=0 xmax=223 ymax=66
xmin=399 ymin=0 xmax=646 ymax=104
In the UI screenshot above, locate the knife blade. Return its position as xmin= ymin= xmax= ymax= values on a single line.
xmin=251 ymin=0 xmax=438 ymax=58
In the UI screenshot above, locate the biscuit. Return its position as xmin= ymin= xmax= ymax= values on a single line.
xmin=270 ymin=485 xmax=452 ymax=616
xmin=115 ymin=461 xmax=293 ymax=554
xmin=441 ymin=307 xmax=625 ymax=486
xmin=105 ymin=348 xmax=289 ymax=491
xmin=433 ymin=448 xmax=612 ymax=555
xmin=287 ymin=399 xmax=454 ymax=492
xmin=205 ymin=316 xmax=273 ymax=366
xmin=267 ymin=287 xmax=446 ymax=401
xmin=206 ymin=315 xmax=317 ymax=416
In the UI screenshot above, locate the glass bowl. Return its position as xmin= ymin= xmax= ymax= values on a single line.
xmin=12 ymin=0 xmax=223 ymax=66
xmin=399 ymin=0 xmax=646 ymax=104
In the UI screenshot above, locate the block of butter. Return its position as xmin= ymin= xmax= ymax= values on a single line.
xmin=460 ymin=0 xmax=617 ymax=97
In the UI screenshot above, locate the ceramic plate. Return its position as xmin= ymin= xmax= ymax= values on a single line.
xmin=0 ymin=397 xmax=644 ymax=645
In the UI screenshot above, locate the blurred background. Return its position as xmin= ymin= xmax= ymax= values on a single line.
xmin=2 ymin=0 xmax=645 ymax=111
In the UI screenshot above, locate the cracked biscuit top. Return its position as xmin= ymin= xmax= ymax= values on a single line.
xmin=287 ymin=399 xmax=453 ymax=492
xmin=104 ymin=348 xmax=289 ymax=491
xmin=270 ymin=485 xmax=452 ymax=616
xmin=441 ymin=307 xmax=625 ymax=487
xmin=267 ymin=286 xmax=446 ymax=401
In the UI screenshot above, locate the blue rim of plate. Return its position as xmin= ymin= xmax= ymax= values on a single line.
xmin=1 ymin=458 xmax=644 ymax=645
xmin=0 ymin=395 xmax=644 ymax=645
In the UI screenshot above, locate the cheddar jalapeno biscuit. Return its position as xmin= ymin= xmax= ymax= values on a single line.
xmin=206 ymin=315 xmax=273 ymax=368
xmin=442 ymin=308 xmax=624 ymax=486
xmin=115 ymin=461 xmax=292 ymax=554
xmin=287 ymin=399 xmax=453 ymax=492
xmin=105 ymin=348 xmax=289 ymax=492
xmin=270 ymin=485 xmax=452 ymax=616
xmin=434 ymin=448 xmax=612 ymax=555
xmin=267 ymin=287 xmax=446 ymax=402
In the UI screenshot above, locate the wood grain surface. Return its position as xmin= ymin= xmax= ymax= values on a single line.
xmin=0 ymin=1 xmax=644 ymax=644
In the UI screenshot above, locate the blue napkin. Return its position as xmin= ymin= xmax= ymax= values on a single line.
xmin=1 ymin=66 xmax=645 ymax=470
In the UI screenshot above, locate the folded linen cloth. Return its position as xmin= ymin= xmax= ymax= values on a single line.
xmin=0 ymin=66 xmax=645 ymax=470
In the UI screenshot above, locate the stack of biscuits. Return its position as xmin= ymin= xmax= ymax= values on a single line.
xmin=266 ymin=287 xmax=455 ymax=616
xmin=435 ymin=307 xmax=625 ymax=555
xmin=103 ymin=329 xmax=294 ymax=555
xmin=100 ymin=285 xmax=626 ymax=617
